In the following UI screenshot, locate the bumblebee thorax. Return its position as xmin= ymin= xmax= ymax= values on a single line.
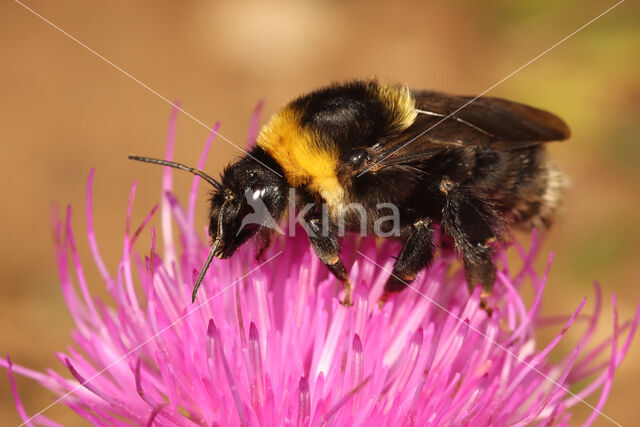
xmin=256 ymin=80 xmax=418 ymax=214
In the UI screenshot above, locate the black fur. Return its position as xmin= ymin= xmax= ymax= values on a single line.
xmin=294 ymin=80 xmax=406 ymax=151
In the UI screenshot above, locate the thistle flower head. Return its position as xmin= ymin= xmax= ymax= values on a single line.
xmin=3 ymin=106 xmax=638 ymax=427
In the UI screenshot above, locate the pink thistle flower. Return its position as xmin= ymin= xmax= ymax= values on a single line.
xmin=3 ymin=106 xmax=639 ymax=426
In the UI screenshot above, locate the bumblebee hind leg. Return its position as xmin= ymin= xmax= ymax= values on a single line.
xmin=464 ymin=254 xmax=496 ymax=316
xmin=440 ymin=177 xmax=502 ymax=314
xmin=380 ymin=219 xmax=435 ymax=307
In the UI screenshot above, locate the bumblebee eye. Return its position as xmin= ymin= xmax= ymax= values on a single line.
xmin=348 ymin=148 xmax=369 ymax=168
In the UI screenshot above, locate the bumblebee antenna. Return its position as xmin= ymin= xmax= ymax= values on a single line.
xmin=191 ymin=240 xmax=219 ymax=303
xmin=191 ymin=196 xmax=229 ymax=302
xmin=128 ymin=155 xmax=222 ymax=190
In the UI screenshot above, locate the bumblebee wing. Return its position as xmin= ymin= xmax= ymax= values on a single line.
xmin=356 ymin=90 xmax=570 ymax=174
xmin=412 ymin=90 xmax=570 ymax=149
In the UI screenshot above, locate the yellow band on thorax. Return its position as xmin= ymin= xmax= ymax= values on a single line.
xmin=257 ymin=107 xmax=345 ymax=211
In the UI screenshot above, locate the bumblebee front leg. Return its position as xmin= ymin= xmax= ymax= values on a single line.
xmin=381 ymin=219 xmax=435 ymax=306
xmin=255 ymin=230 xmax=272 ymax=261
xmin=303 ymin=213 xmax=353 ymax=306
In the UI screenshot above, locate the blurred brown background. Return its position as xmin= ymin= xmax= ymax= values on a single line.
xmin=1 ymin=0 xmax=638 ymax=425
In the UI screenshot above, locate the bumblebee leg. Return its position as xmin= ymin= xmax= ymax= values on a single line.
xmin=255 ymin=231 xmax=271 ymax=261
xmin=380 ymin=219 xmax=435 ymax=307
xmin=464 ymin=253 xmax=496 ymax=299
xmin=464 ymin=254 xmax=496 ymax=315
xmin=439 ymin=177 xmax=502 ymax=314
xmin=304 ymin=214 xmax=353 ymax=306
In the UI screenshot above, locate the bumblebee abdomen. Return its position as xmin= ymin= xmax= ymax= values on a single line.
xmin=468 ymin=146 xmax=566 ymax=229
xmin=508 ymin=153 xmax=566 ymax=229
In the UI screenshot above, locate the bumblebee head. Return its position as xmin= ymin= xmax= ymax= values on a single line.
xmin=128 ymin=146 xmax=286 ymax=302
xmin=210 ymin=149 xmax=287 ymax=259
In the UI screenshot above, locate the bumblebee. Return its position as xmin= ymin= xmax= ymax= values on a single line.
xmin=130 ymin=79 xmax=569 ymax=307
